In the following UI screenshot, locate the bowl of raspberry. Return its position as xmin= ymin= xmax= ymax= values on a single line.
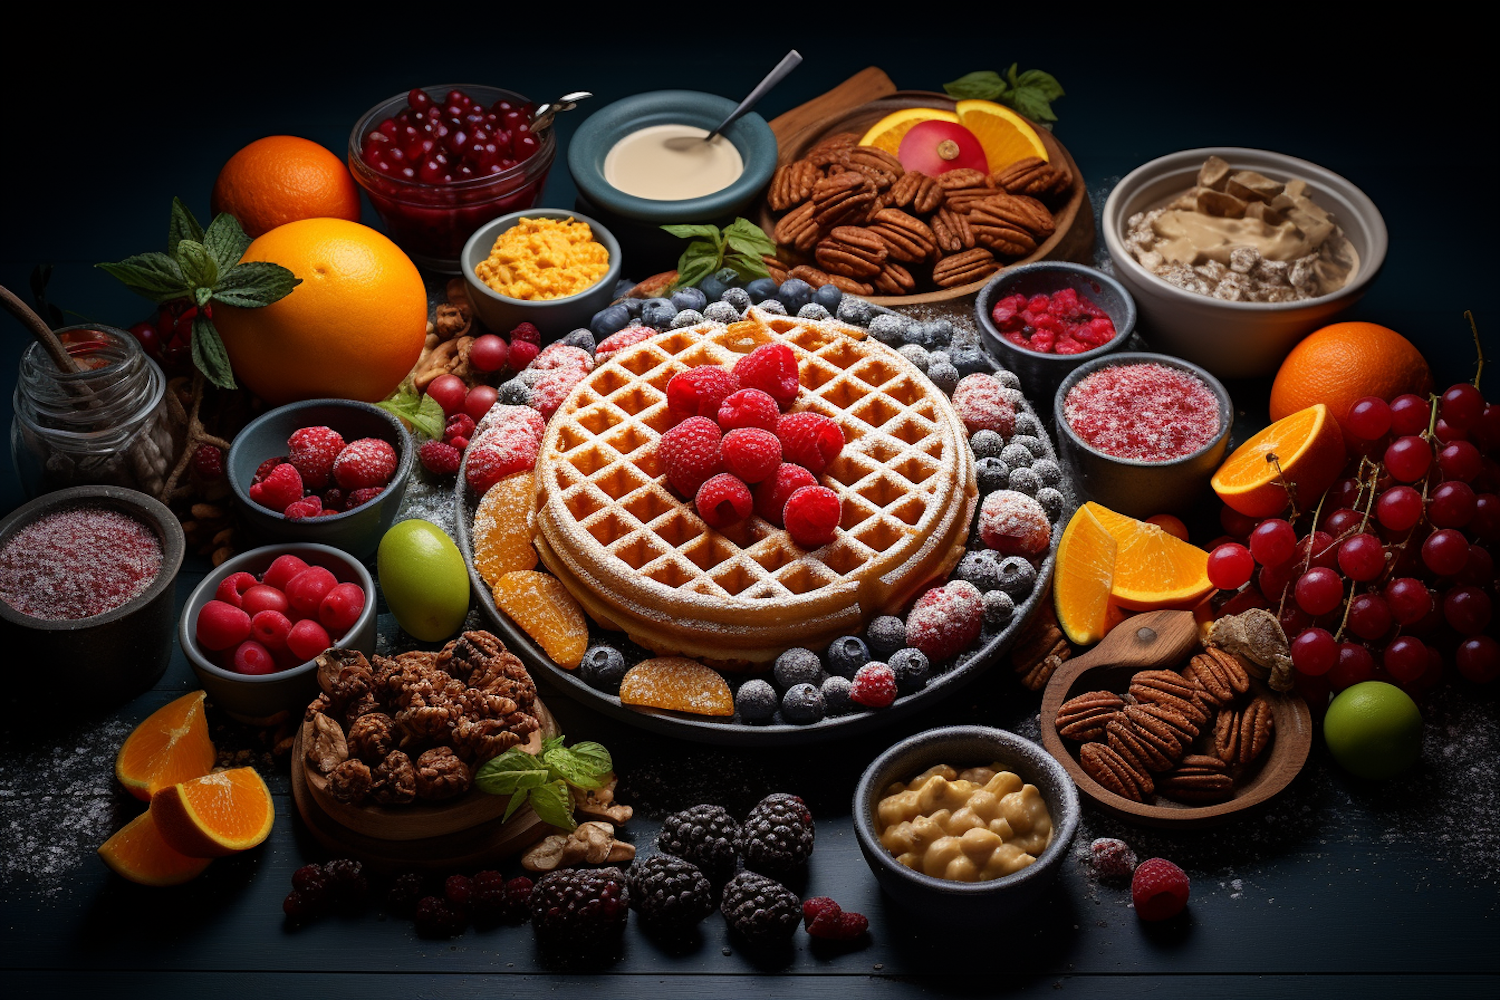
xmin=975 ymin=262 xmax=1135 ymax=413
xmin=226 ymin=399 xmax=414 ymax=561
xmin=180 ymin=543 xmax=376 ymax=725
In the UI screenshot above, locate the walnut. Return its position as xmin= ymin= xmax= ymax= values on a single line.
xmin=414 ymin=747 xmax=472 ymax=801
xmin=437 ymin=631 xmax=508 ymax=685
xmin=317 ymin=648 xmax=373 ymax=705
xmin=413 ymin=335 xmax=473 ymax=392
xmin=347 ymin=712 xmax=398 ymax=764
xmin=370 ymin=750 xmax=418 ymax=805
xmin=433 ymin=302 xmax=472 ymax=341
xmin=304 ymin=692 xmax=333 ymax=722
xmin=396 ymin=697 xmax=462 ymax=748
xmin=342 ymin=693 xmax=383 ymax=731
xmin=462 ymin=687 xmax=520 ymax=720
xmin=522 ymin=822 xmax=635 ymax=872
xmin=444 ymin=277 xmax=473 ymax=317
xmin=450 ymin=717 xmax=523 ymax=766
xmin=305 ymin=713 xmax=348 ymax=775
xmin=573 ymin=775 xmax=632 ymax=825
xmin=328 ymin=759 xmax=372 ymax=804
xmin=439 ymin=632 xmax=537 ymax=711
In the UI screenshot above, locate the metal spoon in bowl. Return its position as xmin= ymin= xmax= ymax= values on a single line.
xmin=663 ymin=50 xmax=803 ymax=151
xmin=531 ymin=92 xmax=593 ymax=133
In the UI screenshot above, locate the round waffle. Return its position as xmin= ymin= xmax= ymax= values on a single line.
xmin=532 ymin=308 xmax=978 ymax=666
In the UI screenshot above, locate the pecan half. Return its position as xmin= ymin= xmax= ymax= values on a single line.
xmin=768 ymin=160 xmax=820 ymax=212
xmin=810 ymin=172 xmax=877 ymax=228
xmin=1055 ymin=690 xmax=1124 ymax=742
xmin=872 ymin=261 xmax=915 ymax=295
xmin=1185 ymin=648 xmax=1252 ymax=707
xmin=774 ymin=201 xmax=821 ymax=252
xmin=1080 ymin=741 xmax=1153 ymax=802
xmin=1213 ymin=698 xmax=1275 ymax=767
xmin=930 ymin=207 xmax=976 ymax=253
xmin=1129 ymin=670 xmax=1210 ymax=728
xmin=1106 ymin=715 xmax=1177 ymax=774
xmin=867 ymin=208 xmax=937 ymax=263
xmin=815 ymin=226 xmax=887 ymax=278
xmin=932 ymin=247 xmax=999 ymax=288
xmin=1157 ymin=755 xmax=1235 ymax=803
xmin=885 ymin=170 xmax=944 ymax=215
xmin=1012 ymin=613 xmax=1071 ymax=691
xmin=788 ymin=264 xmax=834 ymax=288
xmin=843 ymin=146 xmax=904 ymax=191
xmin=805 ymin=132 xmax=859 ymax=167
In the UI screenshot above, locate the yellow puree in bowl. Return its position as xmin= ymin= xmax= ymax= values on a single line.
xmin=475 ymin=217 xmax=610 ymax=300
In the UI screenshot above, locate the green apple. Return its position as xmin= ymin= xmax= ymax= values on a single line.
xmin=377 ymin=519 xmax=470 ymax=642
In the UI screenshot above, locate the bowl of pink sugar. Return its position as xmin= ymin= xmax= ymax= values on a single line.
xmin=1052 ymin=353 xmax=1232 ymax=519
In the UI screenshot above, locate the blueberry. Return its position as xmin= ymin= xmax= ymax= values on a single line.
xmin=813 ymin=283 xmax=843 ymax=312
xmin=670 ymin=309 xmax=705 ymax=329
xmin=995 ymin=556 xmax=1038 ymax=599
xmin=970 ymin=430 xmax=1005 ymax=460
xmin=713 ymin=267 xmax=743 ymax=288
xmin=1007 ymin=467 xmax=1043 ymax=496
xmin=1013 ymin=412 xmax=1042 ymax=437
xmin=781 ymin=683 xmax=825 ymax=725
xmin=837 ymin=297 xmax=876 ymax=326
xmin=954 ymin=549 xmax=1006 ymax=592
xmin=735 ymin=679 xmax=779 ymax=722
xmin=826 ymin=636 xmax=871 ymax=678
xmin=820 ymin=675 xmax=854 ymax=716
xmin=580 ymin=645 xmax=628 ymax=693
xmin=720 ymin=287 xmax=751 ymax=312
xmin=797 ymin=303 xmax=832 ymax=321
xmin=1035 ymin=486 xmax=1065 ymax=521
xmin=983 ymin=590 xmax=1016 ymax=629
xmin=590 ymin=303 xmax=631 ymax=338
xmin=927 ymin=362 xmax=960 ymax=395
xmin=757 ymin=298 xmax=788 ymax=316
xmin=868 ymin=313 xmax=909 ymax=346
xmin=888 ymin=648 xmax=930 ymax=691
xmin=623 ymin=297 xmax=645 ymax=317
xmin=641 ymin=297 xmax=678 ymax=329
xmin=1011 ymin=435 xmax=1046 ymax=458
xmin=671 ymin=287 xmax=707 ymax=313
xmin=613 ymin=278 xmax=637 ymax=298
xmin=776 ymin=278 xmax=813 ymax=313
xmin=976 ymin=457 xmax=1011 ymax=495
xmin=698 ymin=275 xmax=730 ymax=302
xmin=950 ymin=346 xmax=995 ymax=376
xmin=898 ymin=344 xmax=931 ymax=373
xmin=865 ymin=616 xmax=907 ymax=658
xmin=745 ymin=277 xmax=780 ymax=303
xmin=497 ymin=378 xmax=531 ymax=406
xmin=1000 ymin=443 xmax=1034 ymax=469
xmin=773 ymin=648 xmax=823 ymax=690
xmin=703 ymin=301 xmax=739 ymax=324
xmin=559 ymin=328 xmax=596 ymax=353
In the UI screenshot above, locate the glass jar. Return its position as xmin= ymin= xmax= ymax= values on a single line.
xmin=11 ymin=325 xmax=177 ymax=500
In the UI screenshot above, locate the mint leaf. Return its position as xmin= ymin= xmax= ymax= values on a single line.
xmin=723 ymin=218 xmax=776 ymax=257
xmin=175 ymin=240 xmax=219 ymax=290
xmin=203 ymin=213 xmax=252 ymax=273
xmin=544 ymin=742 xmax=611 ymax=789
xmin=168 ymin=197 xmax=205 ymax=256
xmin=944 ymin=71 xmax=1005 ymax=101
xmin=190 ymin=315 xmax=237 ymax=390
xmin=213 ymin=261 xmax=300 ymax=308
xmin=96 ymin=254 xmax=190 ymax=303
xmin=528 ymin=779 xmax=578 ymax=830
xmin=376 ymin=384 xmax=444 ymax=439
xmin=661 ymin=224 xmax=723 ymax=242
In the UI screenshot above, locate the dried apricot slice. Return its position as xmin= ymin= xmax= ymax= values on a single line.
xmin=493 ymin=570 xmax=587 ymax=669
xmin=619 ymin=657 xmax=734 ymax=717
xmin=474 ymin=471 xmax=538 ymax=586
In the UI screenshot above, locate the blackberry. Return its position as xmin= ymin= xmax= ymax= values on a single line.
xmin=670 ymin=308 xmax=705 ymax=328
xmin=983 ymin=589 xmax=1016 ymax=628
xmin=657 ymin=804 xmax=742 ymax=881
xmin=867 ymin=313 xmax=909 ymax=346
xmin=1011 ymin=434 xmax=1046 ymax=458
xmin=796 ymin=302 xmax=832 ymax=321
xmin=773 ymin=647 xmax=823 ymax=689
xmin=580 ymin=644 xmax=628 ymax=693
xmin=927 ymin=361 xmax=960 ymax=395
xmin=735 ymin=679 xmax=779 ymax=722
xmin=703 ymin=300 xmax=739 ymax=324
xmin=826 ymin=635 xmax=870 ymax=678
xmin=1035 ymin=486 xmax=1065 ymax=521
xmin=757 ymin=298 xmax=788 ymax=316
xmin=720 ymin=287 xmax=752 ymax=312
xmin=954 ymin=548 xmax=1007 ymax=592
xmin=897 ymin=343 xmax=931 ymax=373
xmin=820 ymin=674 xmax=854 ymax=715
xmin=530 ymin=866 xmax=630 ymax=942
xmin=628 ymin=854 xmax=715 ymax=933
xmin=994 ymin=368 xmax=1022 ymax=391
xmin=1000 ymin=443 xmax=1034 ymax=469
xmin=1032 ymin=458 xmax=1062 ymax=486
xmin=780 ymin=683 xmax=825 ymax=725
xmin=995 ymin=556 xmax=1039 ymax=599
xmin=559 ymin=328 xmax=596 ymax=353
xmin=740 ymin=793 xmax=815 ymax=875
xmin=970 ymin=429 xmax=1006 ymax=459
xmin=720 ymin=871 xmax=802 ymax=946
xmin=837 ymin=297 xmax=876 ymax=326
xmin=1007 ymin=467 xmax=1043 ymax=496
xmin=1013 ymin=411 xmax=1041 ymax=437
xmin=976 ymin=456 xmax=1011 ymax=495
xmin=888 ymin=648 xmax=930 ymax=690
xmin=865 ymin=615 xmax=906 ymax=658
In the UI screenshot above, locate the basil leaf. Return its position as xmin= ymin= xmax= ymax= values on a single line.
xmin=176 ymin=240 xmax=219 ymax=290
xmin=476 ymin=746 xmax=546 ymax=786
xmin=528 ymin=779 xmax=578 ymax=830
xmin=96 ymin=253 xmax=190 ymax=303
xmin=673 ymin=251 xmax=720 ymax=292
xmin=376 ymin=385 xmax=444 ymax=440
xmin=501 ymin=786 xmax=529 ymax=823
xmin=190 ymin=315 xmax=237 ymax=390
xmin=203 ymin=213 xmax=252 ymax=273
xmin=944 ymin=70 xmax=1005 ymax=101
xmin=545 ymin=744 xmax=610 ymax=789
xmin=723 ymin=218 xmax=776 ymax=257
xmin=212 ymin=261 xmax=301 ymax=308
xmin=723 ymin=249 xmax=771 ymax=281
xmin=661 ymin=224 xmax=723 ymax=242
xmin=476 ymin=763 xmax=551 ymax=798
xmin=168 ymin=197 xmax=205 ymax=256
xmin=541 ymin=735 xmax=567 ymax=756
xmin=1015 ymin=69 xmax=1065 ymax=102
xmin=1012 ymin=92 xmax=1058 ymax=126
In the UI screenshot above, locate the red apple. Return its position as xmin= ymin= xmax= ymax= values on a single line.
xmin=897 ymin=120 xmax=989 ymax=176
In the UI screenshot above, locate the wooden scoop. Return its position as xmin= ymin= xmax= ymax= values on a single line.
xmin=1061 ymin=609 xmax=1200 ymax=674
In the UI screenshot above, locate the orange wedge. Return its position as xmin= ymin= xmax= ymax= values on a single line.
xmin=98 ymin=811 xmax=213 ymax=886
xmin=954 ymin=100 xmax=1049 ymax=172
xmin=1054 ymin=505 xmax=1119 ymax=645
xmin=1085 ymin=502 xmax=1214 ymax=611
xmin=493 ymin=570 xmax=587 ymax=669
xmin=859 ymin=107 xmax=960 ymax=157
xmin=1211 ymin=403 xmax=1346 ymax=519
xmin=115 ymin=691 xmax=217 ymax=802
xmin=474 ymin=471 xmax=539 ymax=586
xmin=149 ymin=767 xmax=275 ymax=858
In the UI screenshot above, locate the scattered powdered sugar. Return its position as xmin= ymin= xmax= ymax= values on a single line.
xmin=1064 ymin=363 xmax=1221 ymax=461
xmin=0 ymin=506 xmax=162 ymax=619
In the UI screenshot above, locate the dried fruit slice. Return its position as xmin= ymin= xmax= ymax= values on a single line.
xmin=149 ymin=767 xmax=275 ymax=858
xmin=492 ymin=570 xmax=587 ymax=670
xmin=98 ymin=811 xmax=213 ymax=886
xmin=619 ymin=657 xmax=734 ymax=717
xmin=474 ymin=471 xmax=539 ymax=586
xmin=1210 ymin=403 xmax=1346 ymax=518
xmin=1085 ymin=502 xmax=1213 ymax=611
xmin=954 ymin=99 xmax=1049 ymax=172
xmin=858 ymin=107 xmax=960 ymax=156
xmin=115 ymin=690 xmax=216 ymax=802
xmin=1053 ymin=505 xmax=1118 ymax=645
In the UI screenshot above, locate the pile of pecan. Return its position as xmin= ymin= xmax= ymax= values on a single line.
xmin=302 ymin=630 xmax=541 ymax=808
xmin=765 ymin=135 xmax=1073 ymax=296
xmin=1055 ymin=647 xmax=1275 ymax=806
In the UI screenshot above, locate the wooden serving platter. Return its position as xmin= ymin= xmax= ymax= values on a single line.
xmin=759 ymin=67 xmax=1095 ymax=306
xmin=1038 ymin=611 xmax=1312 ymax=829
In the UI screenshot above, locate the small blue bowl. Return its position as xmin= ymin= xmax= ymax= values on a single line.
xmin=226 ymin=399 xmax=413 ymax=561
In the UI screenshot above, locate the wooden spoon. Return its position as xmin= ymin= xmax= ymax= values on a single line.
xmin=1060 ymin=609 xmax=1200 ymax=674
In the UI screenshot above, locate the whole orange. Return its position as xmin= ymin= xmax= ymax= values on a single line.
xmin=210 ymin=136 xmax=362 ymax=238
xmin=214 ymin=219 xmax=427 ymax=406
xmin=1269 ymin=322 xmax=1433 ymax=430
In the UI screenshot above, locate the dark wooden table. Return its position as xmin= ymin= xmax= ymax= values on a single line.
xmin=2 ymin=18 xmax=1496 ymax=998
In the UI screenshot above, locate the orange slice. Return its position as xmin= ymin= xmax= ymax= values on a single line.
xmin=954 ymin=100 xmax=1049 ymax=172
xmin=1084 ymin=502 xmax=1213 ymax=611
xmin=619 ymin=657 xmax=734 ymax=717
xmin=859 ymin=107 xmax=960 ymax=157
xmin=1054 ymin=505 xmax=1119 ymax=645
xmin=115 ymin=691 xmax=217 ymax=802
xmin=474 ymin=471 xmax=538 ymax=586
xmin=98 ymin=811 xmax=213 ymax=886
xmin=492 ymin=570 xmax=587 ymax=669
xmin=1211 ymin=403 xmax=1347 ymax=519
xmin=149 ymin=767 xmax=275 ymax=858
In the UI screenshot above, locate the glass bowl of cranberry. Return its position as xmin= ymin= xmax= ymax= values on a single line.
xmin=349 ymin=85 xmax=556 ymax=273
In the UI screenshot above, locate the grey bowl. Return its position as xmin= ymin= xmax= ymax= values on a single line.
xmin=179 ymin=543 xmax=376 ymax=726
xmin=0 ymin=486 xmax=184 ymax=722
xmin=1053 ymin=352 xmax=1233 ymax=519
xmin=226 ymin=399 xmax=413 ymax=561
xmin=460 ymin=208 xmax=622 ymax=338
xmin=1103 ymin=146 xmax=1387 ymax=378
xmin=853 ymin=726 xmax=1079 ymax=923
xmin=976 ymin=262 xmax=1135 ymax=413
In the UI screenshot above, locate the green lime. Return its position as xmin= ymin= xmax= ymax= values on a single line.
xmin=1323 ymin=681 xmax=1423 ymax=780
xmin=377 ymin=519 xmax=471 ymax=642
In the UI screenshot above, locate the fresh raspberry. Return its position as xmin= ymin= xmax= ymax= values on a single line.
xmin=248 ymin=462 xmax=304 ymax=514
xmin=753 ymin=464 xmax=818 ymax=526
xmin=191 ymin=444 xmax=224 ymax=480
xmin=695 ymin=473 xmax=753 ymax=528
xmin=253 ymin=455 xmax=288 ymax=485
xmin=284 ymin=496 xmax=323 ymax=521
xmin=783 ymin=484 xmax=840 ymax=548
xmin=594 ymin=324 xmax=657 ymax=363
xmin=444 ymin=412 xmax=476 ymax=443
xmin=718 ymin=387 xmax=782 ymax=433
xmin=332 ymin=438 xmax=397 ymax=491
xmin=509 ymin=321 xmax=541 ymax=345
xmin=508 ymin=339 xmax=540 ymax=370
xmin=321 ymin=487 xmax=344 ymax=511
xmin=850 ymin=662 xmax=897 ymax=708
xmin=805 ymin=901 xmax=869 ymax=940
xmin=952 ymin=374 xmax=1016 ymax=437
xmin=345 ymin=487 xmax=383 ymax=510
xmin=777 ymin=412 xmax=844 ymax=474
xmin=905 ymin=580 xmax=984 ymax=661
xmin=532 ymin=343 xmax=594 ymax=374
xmin=529 ymin=366 xmax=589 ymax=421
xmin=666 ymin=365 xmax=739 ymax=424
xmin=1131 ymin=858 xmax=1190 ymax=921
xmin=419 ymin=440 xmax=462 ymax=476
xmin=801 ymin=897 xmax=840 ymax=924
xmin=659 ymin=416 xmax=723 ymax=498
xmin=733 ymin=342 xmax=800 ymax=408
xmin=978 ymin=490 xmax=1052 ymax=557
xmin=500 ymin=876 xmax=534 ymax=922
xmin=721 ymin=428 xmax=782 ymax=484
xmin=465 ymin=409 xmax=547 ymax=494
xmin=287 ymin=425 xmax=346 ymax=491
xmin=448 ymin=435 xmax=470 ymax=452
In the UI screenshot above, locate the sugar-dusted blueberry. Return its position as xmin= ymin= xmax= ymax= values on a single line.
xmin=927 ymin=362 xmax=960 ymax=395
xmin=993 ymin=368 xmax=1022 ymax=391
xmin=868 ymin=313 xmax=909 ymax=346
xmin=1000 ymin=443 xmax=1034 ymax=469
xmin=698 ymin=275 xmax=730 ymax=302
xmin=781 ymin=683 xmax=825 ymax=725
xmin=1035 ymin=486 xmax=1066 ymax=521
xmin=898 ymin=343 xmax=931 ymax=374
xmin=954 ymin=548 xmax=1006 ymax=592
xmin=1010 ymin=435 xmax=1046 ymax=458
xmin=971 ymin=430 xmax=1005 ymax=460
xmin=837 ymin=296 xmax=876 ymax=326
xmin=670 ymin=309 xmax=705 ymax=329
xmin=1031 ymin=458 xmax=1062 ymax=486
xmin=703 ymin=301 xmax=739 ymax=324
xmin=559 ymin=328 xmax=596 ymax=353
xmin=497 ymin=378 xmax=531 ymax=407
xmin=580 ymin=644 xmax=628 ymax=693
xmin=735 ymin=679 xmax=779 ymax=722
xmin=865 ymin=616 xmax=906 ymax=658
xmin=671 ymin=287 xmax=708 ymax=313
xmin=773 ymin=647 xmax=823 ymax=690
xmin=926 ymin=318 xmax=955 ymax=347
xmin=590 ymin=303 xmax=631 ymax=338
xmin=720 ymin=287 xmax=752 ymax=312
xmin=757 ymin=298 xmax=788 ymax=316
xmin=746 ymin=277 xmax=780 ymax=303
xmin=995 ymin=556 xmax=1038 ymax=599
xmin=889 ymin=648 xmax=930 ymax=691
xmin=813 ymin=283 xmax=843 ymax=311
xmin=952 ymin=347 xmax=995 ymax=376
xmin=820 ymin=675 xmax=854 ymax=716
xmin=1013 ymin=412 xmax=1041 ymax=438
xmin=641 ymin=298 xmax=678 ymax=329
xmin=826 ymin=635 xmax=871 ymax=678
xmin=977 ymin=456 xmax=1011 ymax=495
xmin=1007 ymin=467 xmax=1043 ymax=496
xmin=983 ymin=589 xmax=1016 ymax=628
xmin=902 ymin=323 xmax=939 ymax=349
xmin=797 ymin=303 xmax=831 ymax=321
